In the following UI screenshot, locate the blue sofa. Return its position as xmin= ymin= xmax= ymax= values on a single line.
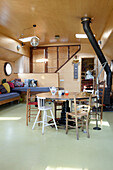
xmin=12 ymin=87 xmax=50 ymax=93
xmin=0 ymin=92 xmax=20 ymax=105
xmin=0 ymin=87 xmax=50 ymax=105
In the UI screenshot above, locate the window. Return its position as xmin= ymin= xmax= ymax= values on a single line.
xmin=4 ymin=62 xmax=12 ymax=76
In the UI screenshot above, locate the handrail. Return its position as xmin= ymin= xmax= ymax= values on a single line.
xmin=55 ymin=45 xmax=81 ymax=73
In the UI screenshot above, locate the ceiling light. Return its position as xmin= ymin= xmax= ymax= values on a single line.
xmin=30 ymin=36 xmax=39 ymax=47
xmin=55 ymin=35 xmax=60 ymax=39
xmin=19 ymin=36 xmax=35 ymax=42
xmin=19 ymin=24 xmax=39 ymax=46
xmin=75 ymin=34 xmax=88 ymax=38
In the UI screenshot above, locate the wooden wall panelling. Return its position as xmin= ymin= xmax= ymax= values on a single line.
xmin=70 ymin=46 xmax=80 ymax=57
xmin=0 ymin=60 xmax=18 ymax=84
xmin=59 ymin=47 xmax=68 ymax=68
xmin=33 ymin=49 xmax=45 ymax=73
xmin=58 ymin=57 xmax=81 ymax=92
xmin=18 ymin=73 xmax=59 ymax=87
xmin=0 ymin=47 xmax=23 ymax=62
xmin=55 ymin=45 xmax=81 ymax=72
xmin=48 ymin=47 xmax=57 ymax=72
xmin=0 ymin=33 xmax=30 ymax=57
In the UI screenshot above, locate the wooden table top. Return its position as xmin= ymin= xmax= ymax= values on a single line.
xmin=36 ymin=92 xmax=96 ymax=100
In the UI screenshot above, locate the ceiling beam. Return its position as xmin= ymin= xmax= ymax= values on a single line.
xmin=0 ymin=32 xmax=30 ymax=57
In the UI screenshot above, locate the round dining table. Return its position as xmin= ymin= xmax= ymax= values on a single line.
xmin=36 ymin=91 xmax=96 ymax=100
xmin=36 ymin=91 xmax=97 ymax=127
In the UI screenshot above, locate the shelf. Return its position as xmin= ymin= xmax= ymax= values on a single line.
xmin=81 ymin=58 xmax=96 ymax=91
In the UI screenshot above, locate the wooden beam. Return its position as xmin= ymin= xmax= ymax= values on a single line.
xmin=45 ymin=48 xmax=48 ymax=73
xmin=30 ymin=48 xmax=33 ymax=73
xmin=0 ymin=32 xmax=30 ymax=57
xmin=68 ymin=46 xmax=70 ymax=59
xmin=55 ymin=45 xmax=81 ymax=73
xmin=57 ymin=46 xmax=59 ymax=70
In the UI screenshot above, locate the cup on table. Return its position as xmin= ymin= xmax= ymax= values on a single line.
xmin=65 ymin=90 xmax=69 ymax=96
xmin=58 ymin=90 xmax=62 ymax=97
xmin=61 ymin=90 xmax=65 ymax=95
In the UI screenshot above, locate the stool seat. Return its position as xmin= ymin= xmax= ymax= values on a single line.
xmin=39 ymin=106 xmax=52 ymax=110
xmin=26 ymin=89 xmax=38 ymax=126
xmin=28 ymin=102 xmax=38 ymax=105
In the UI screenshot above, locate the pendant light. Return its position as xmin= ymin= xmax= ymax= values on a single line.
xmin=30 ymin=24 xmax=39 ymax=47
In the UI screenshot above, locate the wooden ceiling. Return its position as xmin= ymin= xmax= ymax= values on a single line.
xmin=0 ymin=0 xmax=113 ymax=58
xmin=0 ymin=47 xmax=22 ymax=61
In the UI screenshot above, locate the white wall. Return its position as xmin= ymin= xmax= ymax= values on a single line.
xmin=15 ymin=56 xmax=30 ymax=73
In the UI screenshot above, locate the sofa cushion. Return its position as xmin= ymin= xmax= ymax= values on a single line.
xmin=14 ymin=81 xmax=24 ymax=87
xmin=14 ymin=78 xmax=21 ymax=82
xmin=0 ymin=85 xmax=7 ymax=94
xmin=29 ymin=80 xmax=37 ymax=87
xmin=3 ymin=83 xmax=10 ymax=93
xmin=0 ymin=92 xmax=20 ymax=101
xmin=2 ymin=79 xmax=6 ymax=84
xmin=7 ymin=81 xmax=15 ymax=89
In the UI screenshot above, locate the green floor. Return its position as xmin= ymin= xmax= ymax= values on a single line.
xmin=0 ymin=103 xmax=113 ymax=170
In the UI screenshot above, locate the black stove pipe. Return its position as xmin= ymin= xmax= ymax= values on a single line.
xmin=81 ymin=17 xmax=112 ymax=91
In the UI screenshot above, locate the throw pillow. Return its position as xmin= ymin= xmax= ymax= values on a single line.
xmin=28 ymin=79 xmax=34 ymax=87
xmin=0 ymin=85 xmax=7 ymax=94
xmin=14 ymin=78 xmax=21 ymax=82
xmin=2 ymin=79 xmax=6 ymax=84
xmin=3 ymin=83 xmax=10 ymax=93
xmin=7 ymin=81 xmax=15 ymax=89
xmin=24 ymin=79 xmax=29 ymax=87
xmin=11 ymin=80 xmax=15 ymax=84
xmin=34 ymin=80 xmax=37 ymax=86
xmin=29 ymin=79 xmax=37 ymax=87
xmin=14 ymin=81 xmax=24 ymax=87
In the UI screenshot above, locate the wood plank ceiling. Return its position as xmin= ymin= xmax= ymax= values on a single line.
xmin=0 ymin=0 xmax=113 ymax=58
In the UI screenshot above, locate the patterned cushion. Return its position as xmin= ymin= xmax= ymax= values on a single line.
xmin=29 ymin=80 xmax=37 ymax=87
xmin=7 ymin=81 xmax=15 ymax=89
xmin=11 ymin=80 xmax=15 ymax=84
xmin=14 ymin=81 xmax=24 ymax=87
xmin=0 ymin=85 xmax=7 ymax=94
xmin=3 ymin=83 xmax=10 ymax=93
xmin=28 ymin=79 xmax=34 ymax=87
xmin=14 ymin=78 xmax=21 ymax=82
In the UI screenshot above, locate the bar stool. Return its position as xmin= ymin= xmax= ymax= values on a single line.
xmin=32 ymin=96 xmax=58 ymax=134
xmin=26 ymin=89 xmax=38 ymax=126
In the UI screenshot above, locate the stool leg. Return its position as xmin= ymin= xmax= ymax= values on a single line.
xmin=32 ymin=110 xmax=40 ymax=130
xmin=76 ymin=117 xmax=79 ymax=140
xmin=44 ymin=111 xmax=47 ymax=123
xmin=26 ymin=104 xmax=28 ymax=126
xmin=42 ymin=111 xmax=46 ymax=135
xmin=29 ymin=105 xmax=31 ymax=122
xmin=66 ymin=113 xmax=68 ymax=134
xmin=50 ymin=109 xmax=58 ymax=130
xmin=86 ymin=116 xmax=90 ymax=138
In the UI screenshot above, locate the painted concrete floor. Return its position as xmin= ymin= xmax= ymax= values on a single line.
xmin=0 ymin=103 xmax=113 ymax=170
